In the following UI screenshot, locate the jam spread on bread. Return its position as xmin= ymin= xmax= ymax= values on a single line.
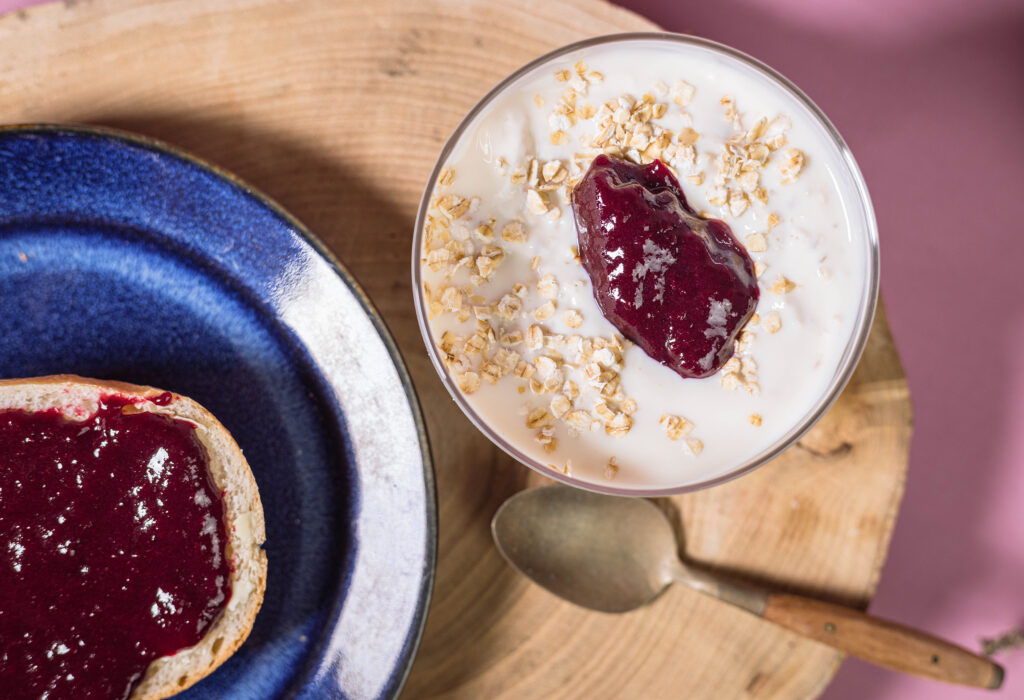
xmin=0 ymin=395 xmax=231 ymax=699
xmin=572 ymin=154 xmax=759 ymax=379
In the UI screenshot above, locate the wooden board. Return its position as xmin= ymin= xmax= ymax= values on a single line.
xmin=0 ymin=1 xmax=913 ymax=697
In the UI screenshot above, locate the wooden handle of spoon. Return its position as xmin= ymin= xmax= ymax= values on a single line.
xmin=762 ymin=593 xmax=1003 ymax=689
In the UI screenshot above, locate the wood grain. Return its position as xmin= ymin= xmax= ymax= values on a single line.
xmin=0 ymin=0 xmax=913 ymax=697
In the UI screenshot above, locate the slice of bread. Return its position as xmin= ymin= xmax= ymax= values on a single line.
xmin=0 ymin=375 xmax=267 ymax=700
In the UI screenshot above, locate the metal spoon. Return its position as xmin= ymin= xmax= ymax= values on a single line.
xmin=492 ymin=484 xmax=1003 ymax=689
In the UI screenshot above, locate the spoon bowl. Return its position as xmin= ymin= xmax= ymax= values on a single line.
xmin=492 ymin=484 xmax=676 ymax=612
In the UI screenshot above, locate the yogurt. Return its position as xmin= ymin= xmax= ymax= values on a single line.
xmin=415 ymin=37 xmax=875 ymax=491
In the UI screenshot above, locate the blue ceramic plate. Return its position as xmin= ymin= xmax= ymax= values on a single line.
xmin=0 ymin=125 xmax=435 ymax=699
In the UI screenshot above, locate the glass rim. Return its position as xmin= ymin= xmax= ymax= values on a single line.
xmin=411 ymin=31 xmax=880 ymax=497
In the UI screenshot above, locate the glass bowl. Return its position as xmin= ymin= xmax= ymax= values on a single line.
xmin=411 ymin=33 xmax=879 ymax=496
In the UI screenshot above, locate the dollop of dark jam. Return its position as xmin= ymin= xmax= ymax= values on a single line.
xmin=572 ymin=154 xmax=760 ymax=379
xmin=0 ymin=395 xmax=231 ymax=700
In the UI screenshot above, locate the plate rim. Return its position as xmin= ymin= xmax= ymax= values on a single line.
xmin=0 ymin=122 xmax=438 ymax=699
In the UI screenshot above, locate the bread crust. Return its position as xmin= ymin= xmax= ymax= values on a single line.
xmin=0 ymin=375 xmax=267 ymax=700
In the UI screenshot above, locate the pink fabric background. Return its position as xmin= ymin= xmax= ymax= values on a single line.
xmin=1 ymin=0 xmax=1021 ymax=697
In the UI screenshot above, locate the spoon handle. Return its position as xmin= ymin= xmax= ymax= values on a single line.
xmin=762 ymin=593 xmax=1003 ymax=689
